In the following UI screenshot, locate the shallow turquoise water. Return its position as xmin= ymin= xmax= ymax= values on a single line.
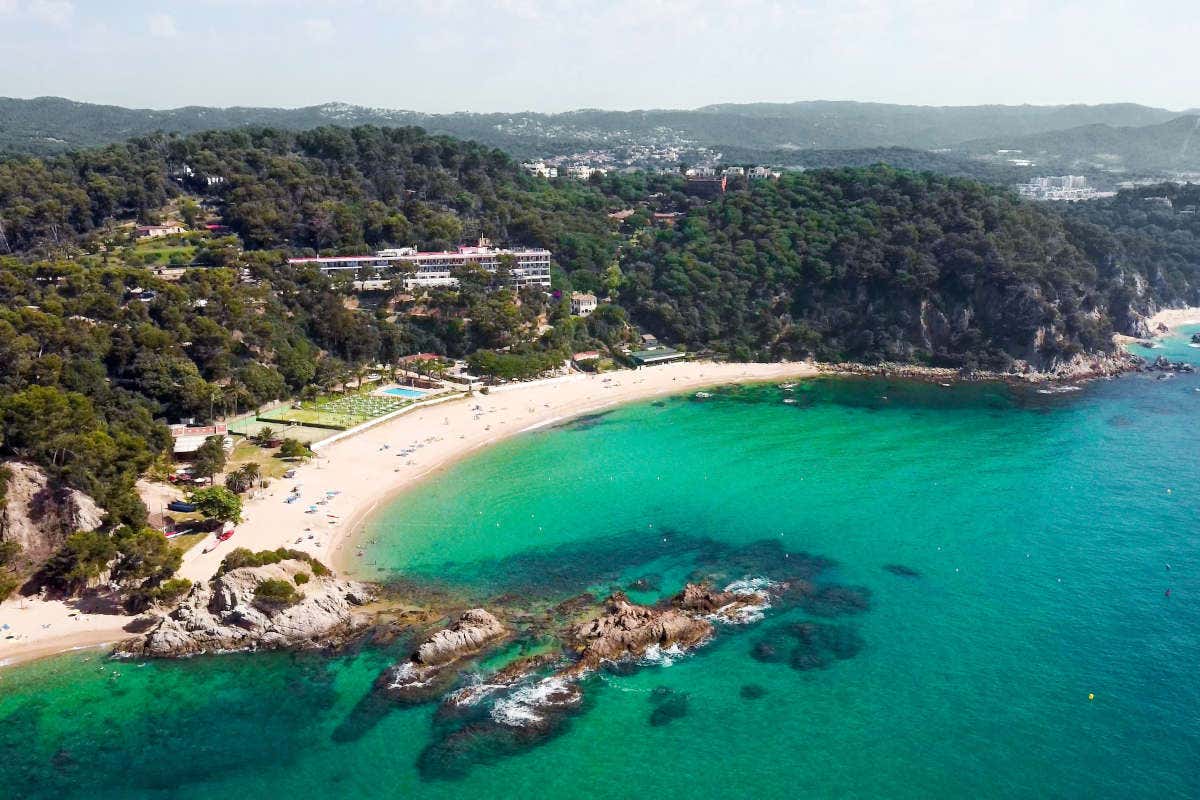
xmin=3 ymin=330 xmax=1199 ymax=799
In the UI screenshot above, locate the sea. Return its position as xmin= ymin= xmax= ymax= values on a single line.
xmin=2 ymin=325 xmax=1198 ymax=800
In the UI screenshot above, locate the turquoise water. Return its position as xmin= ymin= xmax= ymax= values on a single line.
xmin=3 ymin=329 xmax=1199 ymax=799
xmin=381 ymin=386 xmax=427 ymax=399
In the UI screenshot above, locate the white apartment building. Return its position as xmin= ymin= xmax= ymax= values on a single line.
xmin=288 ymin=241 xmax=552 ymax=289
xmin=522 ymin=162 xmax=559 ymax=178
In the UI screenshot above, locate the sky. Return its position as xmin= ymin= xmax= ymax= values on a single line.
xmin=0 ymin=0 xmax=1196 ymax=112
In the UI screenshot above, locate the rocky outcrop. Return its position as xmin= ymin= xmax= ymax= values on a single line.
xmin=0 ymin=461 xmax=104 ymax=564
xmin=563 ymin=590 xmax=714 ymax=676
xmin=378 ymin=609 xmax=507 ymax=702
xmin=118 ymin=559 xmax=371 ymax=657
xmin=417 ymin=609 xmax=505 ymax=665
xmin=820 ymin=348 xmax=1142 ymax=384
xmin=673 ymin=582 xmax=768 ymax=617
xmin=1148 ymin=355 xmax=1196 ymax=373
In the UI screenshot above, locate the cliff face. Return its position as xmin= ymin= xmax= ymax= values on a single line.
xmin=0 ymin=461 xmax=104 ymax=564
xmin=120 ymin=559 xmax=372 ymax=657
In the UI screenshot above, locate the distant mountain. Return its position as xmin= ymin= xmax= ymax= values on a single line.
xmin=691 ymin=101 xmax=1181 ymax=146
xmin=0 ymin=96 xmax=1190 ymax=158
xmin=953 ymin=115 xmax=1200 ymax=174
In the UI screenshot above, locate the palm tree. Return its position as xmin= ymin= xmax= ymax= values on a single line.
xmin=224 ymin=463 xmax=262 ymax=493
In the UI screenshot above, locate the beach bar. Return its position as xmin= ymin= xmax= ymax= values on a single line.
xmin=629 ymin=346 xmax=686 ymax=366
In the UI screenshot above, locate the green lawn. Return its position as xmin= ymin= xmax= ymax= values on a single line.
xmin=258 ymin=392 xmax=411 ymax=429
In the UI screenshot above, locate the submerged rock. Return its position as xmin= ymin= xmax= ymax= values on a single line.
xmin=118 ymin=560 xmax=371 ymax=657
xmin=648 ymin=692 xmax=689 ymax=726
xmin=799 ymin=585 xmax=872 ymax=617
xmin=883 ymin=564 xmax=921 ymax=578
xmin=625 ymin=574 xmax=662 ymax=593
xmin=739 ymin=684 xmax=768 ymax=700
xmin=378 ymin=609 xmax=507 ymax=703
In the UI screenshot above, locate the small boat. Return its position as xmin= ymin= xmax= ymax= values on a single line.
xmin=779 ymin=382 xmax=797 ymax=390
xmin=783 ymin=398 xmax=797 ymax=404
xmin=218 ymin=524 xmax=235 ymax=542
xmin=167 ymin=500 xmax=197 ymax=513
xmin=694 ymin=392 xmax=712 ymax=399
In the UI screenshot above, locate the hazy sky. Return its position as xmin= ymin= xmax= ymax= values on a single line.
xmin=0 ymin=0 xmax=1196 ymax=112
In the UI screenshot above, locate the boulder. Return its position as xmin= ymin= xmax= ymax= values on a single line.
xmin=378 ymin=609 xmax=506 ymax=703
xmin=416 ymin=608 xmax=505 ymax=666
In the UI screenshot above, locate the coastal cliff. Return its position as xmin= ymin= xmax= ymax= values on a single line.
xmin=119 ymin=559 xmax=372 ymax=657
xmin=0 ymin=461 xmax=104 ymax=564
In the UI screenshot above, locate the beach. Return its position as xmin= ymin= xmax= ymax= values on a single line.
xmin=0 ymin=360 xmax=818 ymax=667
xmin=1147 ymin=306 xmax=1200 ymax=333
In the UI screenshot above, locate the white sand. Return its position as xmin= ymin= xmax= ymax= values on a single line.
xmin=1147 ymin=307 xmax=1200 ymax=333
xmin=0 ymin=360 xmax=817 ymax=667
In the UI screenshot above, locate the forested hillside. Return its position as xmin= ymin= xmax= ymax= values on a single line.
xmin=0 ymin=126 xmax=616 ymax=270
xmin=3 ymin=126 xmax=1200 ymax=538
xmin=620 ymin=168 xmax=1200 ymax=367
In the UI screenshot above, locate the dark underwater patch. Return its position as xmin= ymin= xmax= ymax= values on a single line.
xmin=799 ymin=585 xmax=872 ymax=617
xmin=739 ymin=684 xmax=768 ymax=700
xmin=415 ymin=673 xmax=595 ymax=782
xmin=551 ymin=411 xmax=614 ymax=431
xmin=883 ymin=564 xmax=921 ymax=578
xmin=648 ymin=691 xmax=689 ymax=727
xmin=415 ymin=529 xmax=840 ymax=603
xmin=751 ymin=621 xmax=866 ymax=674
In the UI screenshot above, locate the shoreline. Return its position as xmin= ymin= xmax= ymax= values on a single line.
xmin=1147 ymin=307 xmax=1200 ymax=334
xmin=0 ymin=340 xmax=1180 ymax=670
xmin=0 ymin=361 xmax=820 ymax=668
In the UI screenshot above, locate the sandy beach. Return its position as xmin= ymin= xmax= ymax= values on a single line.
xmin=0 ymin=360 xmax=818 ymax=667
xmin=1147 ymin=307 xmax=1200 ymax=333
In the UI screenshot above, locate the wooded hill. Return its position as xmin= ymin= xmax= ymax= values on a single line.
xmin=2 ymin=125 xmax=1200 ymax=530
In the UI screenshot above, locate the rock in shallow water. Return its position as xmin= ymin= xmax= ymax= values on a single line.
xmin=378 ymin=609 xmax=507 ymax=703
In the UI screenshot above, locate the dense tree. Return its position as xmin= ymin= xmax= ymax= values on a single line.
xmin=189 ymin=486 xmax=243 ymax=523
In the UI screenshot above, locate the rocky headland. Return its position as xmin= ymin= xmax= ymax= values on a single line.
xmin=118 ymin=559 xmax=372 ymax=657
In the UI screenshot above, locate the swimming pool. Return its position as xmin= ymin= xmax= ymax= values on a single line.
xmin=380 ymin=386 xmax=428 ymax=399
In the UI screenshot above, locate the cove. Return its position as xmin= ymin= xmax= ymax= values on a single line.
xmin=2 ymin=330 xmax=1199 ymax=800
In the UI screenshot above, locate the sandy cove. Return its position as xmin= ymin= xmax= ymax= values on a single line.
xmin=1147 ymin=307 xmax=1200 ymax=333
xmin=0 ymin=360 xmax=818 ymax=668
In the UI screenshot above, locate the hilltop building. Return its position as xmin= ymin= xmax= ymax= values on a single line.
xmin=570 ymin=292 xmax=598 ymax=316
xmin=135 ymin=223 xmax=186 ymax=239
xmin=522 ymin=162 xmax=558 ymax=178
xmin=1017 ymin=176 xmax=1114 ymax=202
xmin=685 ymin=175 xmax=727 ymax=198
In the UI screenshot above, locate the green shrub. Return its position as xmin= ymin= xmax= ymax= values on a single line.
xmin=155 ymin=577 xmax=193 ymax=604
xmin=0 ymin=572 xmax=20 ymax=601
xmin=253 ymin=578 xmax=303 ymax=609
xmin=0 ymin=540 xmax=20 ymax=567
xmin=294 ymin=572 xmax=310 ymax=585
xmin=277 ymin=438 xmax=311 ymax=460
xmin=217 ymin=547 xmax=331 ymax=578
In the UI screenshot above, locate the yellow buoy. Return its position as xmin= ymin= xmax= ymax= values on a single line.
xmin=1088 ymin=693 xmax=1095 ymax=701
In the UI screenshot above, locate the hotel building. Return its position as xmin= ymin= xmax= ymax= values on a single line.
xmin=287 ymin=240 xmax=552 ymax=289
